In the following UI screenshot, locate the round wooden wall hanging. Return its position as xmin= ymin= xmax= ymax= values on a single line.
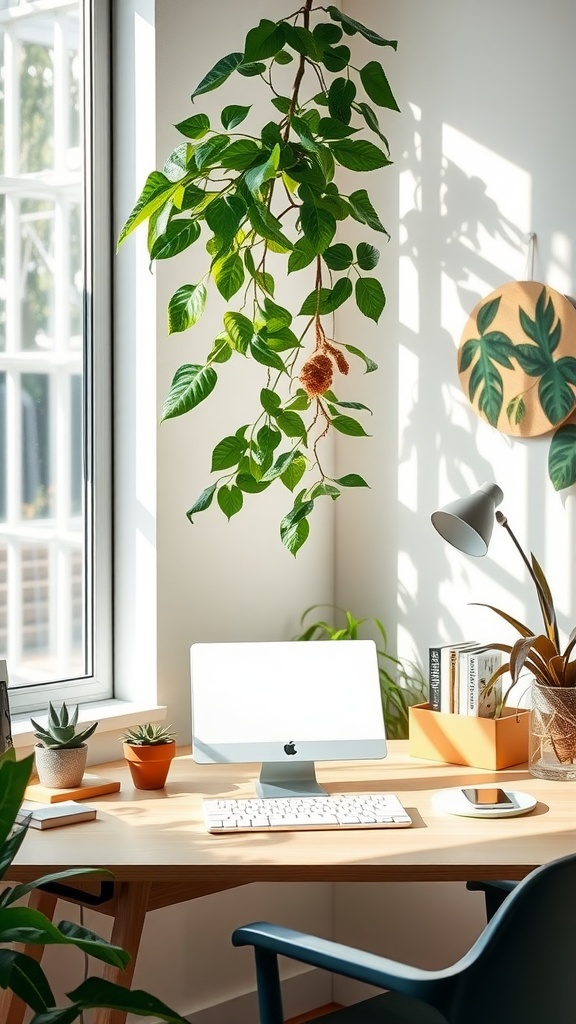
xmin=457 ymin=281 xmax=576 ymax=437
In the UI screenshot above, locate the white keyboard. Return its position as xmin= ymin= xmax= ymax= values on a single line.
xmin=203 ymin=793 xmax=412 ymax=833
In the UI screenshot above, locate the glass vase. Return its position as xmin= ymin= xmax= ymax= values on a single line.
xmin=529 ymin=682 xmax=576 ymax=780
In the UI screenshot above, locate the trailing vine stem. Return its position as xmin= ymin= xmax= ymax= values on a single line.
xmin=118 ymin=5 xmax=399 ymax=554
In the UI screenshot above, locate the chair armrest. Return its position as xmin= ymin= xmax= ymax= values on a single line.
xmin=232 ymin=922 xmax=456 ymax=1006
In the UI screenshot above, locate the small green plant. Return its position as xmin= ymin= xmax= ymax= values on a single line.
xmin=121 ymin=723 xmax=176 ymax=746
xmin=294 ymin=605 xmax=426 ymax=739
xmin=30 ymin=702 xmax=98 ymax=749
xmin=0 ymin=748 xmax=190 ymax=1023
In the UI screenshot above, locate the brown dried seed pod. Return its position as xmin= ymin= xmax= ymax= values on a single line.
xmin=300 ymin=353 xmax=334 ymax=398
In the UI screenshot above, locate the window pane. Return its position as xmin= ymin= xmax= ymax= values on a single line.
xmin=0 ymin=0 xmax=109 ymax=699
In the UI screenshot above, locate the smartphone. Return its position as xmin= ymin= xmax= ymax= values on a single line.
xmin=461 ymin=787 xmax=514 ymax=809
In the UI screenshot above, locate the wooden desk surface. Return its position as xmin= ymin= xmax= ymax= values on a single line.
xmin=10 ymin=742 xmax=576 ymax=884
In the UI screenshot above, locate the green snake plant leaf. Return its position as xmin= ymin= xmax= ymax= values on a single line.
xmin=548 ymin=423 xmax=576 ymax=491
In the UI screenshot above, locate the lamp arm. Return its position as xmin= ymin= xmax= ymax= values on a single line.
xmin=495 ymin=511 xmax=559 ymax=649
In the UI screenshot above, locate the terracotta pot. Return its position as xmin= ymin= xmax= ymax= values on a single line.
xmin=123 ymin=741 xmax=176 ymax=790
xmin=35 ymin=743 xmax=88 ymax=788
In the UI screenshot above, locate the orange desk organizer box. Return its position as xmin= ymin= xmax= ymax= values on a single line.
xmin=409 ymin=703 xmax=529 ymax=770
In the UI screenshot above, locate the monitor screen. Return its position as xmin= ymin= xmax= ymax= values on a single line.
xmin=190 ymin=640 xmax=387 ymax=797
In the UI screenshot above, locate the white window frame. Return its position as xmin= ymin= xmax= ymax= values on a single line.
xmin=2 ymin=0 xmax=113 ymax=716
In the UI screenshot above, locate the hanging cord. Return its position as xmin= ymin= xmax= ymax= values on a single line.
xmin=523 ymin=232 xmax=537 ymax=280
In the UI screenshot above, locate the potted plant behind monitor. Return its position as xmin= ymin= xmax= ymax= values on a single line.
xmin=121 ymin=723 xmax=177 ymax=790
xmin=30 ymin=701 xmax=98 ymax=789
xmin=0 ymin=747 xmax=190 ymax=1023
xmin=294 ymin=606 xmax=426 ymax=739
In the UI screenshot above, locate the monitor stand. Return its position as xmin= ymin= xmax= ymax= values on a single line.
xmin=255 ymin=761 xmax=328 ymax=799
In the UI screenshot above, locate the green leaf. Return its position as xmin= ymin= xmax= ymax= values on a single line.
xmin=330 ymin=138 xmax=391 ymax=171
xmin=174 ymin=113 xmax=210 ymax=139
xmin=459 ymin=338 xmax=480 ymax=373
xmin=359 ymin=61 xmax=400 ymax=111
xmin=186 ymin=484 xmax=217 ymax=522
xmin=316 ymin=117 xmax=358 ymax=140
xmin=220 ymin=139 xmax=262 ymax=170
xmin=300 ymin=204 xmax=336 ymax=254
xmin=310 ymin=482 xmax=341 ymax=499
xmin=150 ymin=219 xmax=200 ymax=261
xmin=261 ymin=449 xmax=302 ymax=482
xmin=356 ymin=242 xmax=380 ymax=270
xmin=298 ymin=279 xmax=352 ymax=315
xmin=328 ymin=77 xmax=356 ymax=124
xmin=194 ymin=134 xmax=231 ymax=170
xmin=167 ymin=283 xmax=207 ymax=334
xmin=0 ymin=948 xmax=55 ymax=1011
xmin=331 ymin=414 xmax=370 ymax=437
xmin=322 ymin=44 xmax=351 ymax=73
xmin=237 ymin=61 xmax=267 ymax=77
xmin=249 ymin=334 xmax=287 ymax=373
xmin=282 ymin=23 xmax=320 ymax=58
xmin=260 ymin=388 xmax=281 ymax=414
xmin=213 ymin=254 xmax=245 ymax=300
xmin=548 ymin=424 xmax=576 ymax=491
xmin=282 ymin=516 xmax=310 ymax=556
xmin=204 ymin=195 xmax=246 ymax=244
xmin=236 ymin=472 xmax=271 ymax=494
xmin=163 ymin=142 xmax=192 ymax=182
xmin=355 ymin=102 xmax=390 ymax=150
xmin=327 ymin=7 xmax=399 ymax=48
xmin=288 ymin=238 xmax=316 ymax=274
xmin=323 ymin=243 xmax=354 ymax=270
xmin=243 ymin=19 xmax=285 ymax=62
xmin=191 ymin=52 xmax=243 ymax=100
xmin=221 ymin=104 xmax=251 ymax=129
xmin=476 ymin=295 xmax=501 ymax=334
xmin=290 ymin=115 xmax=319 ymax=153
xmin=506 ymin=394 xmax=526 ymax=426
xmin=262 ymin=298 xmax=292 ymax=330
xmin=211 ymin=435 xmax=247 ymax=471
xmin=333 ymin=473 xmax=370 ymax=487
xmin=117 ymin=172 xmax=178 ymax=248
xmin=341 ymin=345 xmax=377 ymax=373
xmin=276 ymin=411 xmax=307 ymax=438
xmin=248 ymin=203 xmax=293 ymax=250
xmin=207 ymin=334 xmax=233 ymax=364
xmin=271 ymin=96 xmax=292 ymax=114
xmin=281 ymin=454 xmax=307 ymax=491
xmin=355 ymin=277 xmax=386 ymax=322
xmin=161 ymin=364 xmax=217 ymax=421
xmin=348 ymin=188 xmax=389 ymax=234
xmin=257 ymin=424 xmax=282 ymax=455
xmin=66 ymin=976 xmax=191 ymax=1023
xmin=274 ymin=49 xmax=293 ymax=65
xmin=223 ymin=311 xmax=253 ymax=354
xmin=538 ymin=364 xmax=576 ymax=424
xmin=244 ymin=248 xmax=276 ymax=295
xmin=313 ymin=22 xmax=343 ymax=45
xmin=468 ymin=354 xmax=504 ymax=427
xmin=245 ymin=144 xmax=280 ymax=195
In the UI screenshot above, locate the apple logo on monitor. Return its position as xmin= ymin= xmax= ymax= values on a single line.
xmin=284 ymin=740 xmax=297 ymax=756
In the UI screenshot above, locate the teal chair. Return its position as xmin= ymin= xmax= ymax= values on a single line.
xmin=233 ymin=853 xmax=576 ymax=1024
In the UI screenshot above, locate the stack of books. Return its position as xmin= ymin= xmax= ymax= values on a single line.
xmin=428 ymin=641 xmax=502 ymax=717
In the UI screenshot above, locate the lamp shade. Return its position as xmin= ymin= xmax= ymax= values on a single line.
xmin=431 ymin=482 xmax=503 ymax=556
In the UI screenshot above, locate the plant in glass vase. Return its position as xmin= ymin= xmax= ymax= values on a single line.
xmin=477 ymin=511 xmax=576 ymax=777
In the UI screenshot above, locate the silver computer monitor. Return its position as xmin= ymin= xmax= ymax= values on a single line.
xmin=190 ymin=640 xmax=387 ymax=798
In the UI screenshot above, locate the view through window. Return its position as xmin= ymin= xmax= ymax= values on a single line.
xmin=0 ymin=0 xmax=111 ymax=705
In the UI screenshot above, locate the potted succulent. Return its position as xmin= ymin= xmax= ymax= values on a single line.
xmin=0 ymin=747 xmax=190 ymax=1022
xmin=30 ymin=702 xmax=98 ymax=789
xmin=480 ymin=512 xmax=576 ymax=777
xmin=294 ymin=605 xmax=426 ymax=739
xmin=121 ymin=723 xmax=177 ymax=790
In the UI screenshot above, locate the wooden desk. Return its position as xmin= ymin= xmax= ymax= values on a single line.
xmin=6 ymin=743 xmax=576 ymax=1024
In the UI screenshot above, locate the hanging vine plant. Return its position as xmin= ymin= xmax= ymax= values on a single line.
xmin=118 ymin=3 xmax=399 ymax=554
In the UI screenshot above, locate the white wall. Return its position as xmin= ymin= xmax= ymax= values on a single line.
xmin=332 ymin=0 xmax=576 ymax=1003
xmin=45 ymin=0 xmax=576 ymax=1018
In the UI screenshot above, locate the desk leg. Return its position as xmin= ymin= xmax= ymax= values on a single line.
xmin=93 ymin=880 xmax=152 ymax=1024
xmin=0 ymin=888 xmax=58 ymax=1024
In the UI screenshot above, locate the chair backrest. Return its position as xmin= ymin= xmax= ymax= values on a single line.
xmin=444 ymin=852 xmax=576 ymax=1024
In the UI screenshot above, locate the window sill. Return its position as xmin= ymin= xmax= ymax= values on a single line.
xmin=11 ymin=699 xmax=168 ymax=750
